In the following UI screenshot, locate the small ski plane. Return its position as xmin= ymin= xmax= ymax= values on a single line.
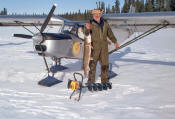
xmin=0 ymin=4 xmax=175 ymax=86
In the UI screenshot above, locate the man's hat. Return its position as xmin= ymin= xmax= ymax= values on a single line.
xmin=91 ymin=9 xmax=104 ymax=14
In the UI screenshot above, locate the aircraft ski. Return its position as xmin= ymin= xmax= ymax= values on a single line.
xmin=38 ymin=75 xmax=63 ymax=87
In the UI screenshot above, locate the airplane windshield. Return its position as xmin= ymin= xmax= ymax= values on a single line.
xmin=62 ymin=24 xmax=85 ymax=40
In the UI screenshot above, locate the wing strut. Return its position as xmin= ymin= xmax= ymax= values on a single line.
xmin=109 ymin=21 xmax=169 ymax=54
xmin=14 ymin=21 xmax=35 ymax=35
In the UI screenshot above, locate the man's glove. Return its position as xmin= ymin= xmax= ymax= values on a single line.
xmin=115 ymin=42 xmax=119 ymax=49
xmin=85 ymin=23 xmax=91 ymax=30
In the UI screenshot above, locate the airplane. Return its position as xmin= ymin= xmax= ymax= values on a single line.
xmin=0 ymin=4 xmax=175 ymax=87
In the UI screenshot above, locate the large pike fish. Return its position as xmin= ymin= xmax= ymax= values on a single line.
xmin=82 ymin=34 xmax=92 ymax=78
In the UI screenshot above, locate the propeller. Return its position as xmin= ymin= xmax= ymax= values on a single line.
xmin=13 ymin=4 xmax=57 ymax=75
xmin=40 ymin=4 xmax=57 ymax=33
xmin=39 ymin=4 xmax=57 ymax=74
xmin=13 ymin=4 xmax=63 ymax=86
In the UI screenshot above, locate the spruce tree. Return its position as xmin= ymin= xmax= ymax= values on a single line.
xmin=165 ymin=0 xmax=171 ymax=11
xmin=115 ymin=0 xmax=120 ymax=13
xmin=4 ymin=8 xmax=7 ymax=15
xmin=106 ymin=4 xmax=111 ymax=13
xmin=122 ymin=0 xmax=130 ymax=13
xmin=170 ymin=0 xmax=175 ymax=11
xmin=159 ymin=0 xmax=163 ymax=11
xmin=145 ymin=0 xmax=154 ymax=12
xmin=135 ymin=0 xmax=145 ymax=12
xmin=140 ymin=0 xmax=145 ymax=12
xmin=112 ymin=6 xmax=115 ymax=13
xmin=101 ymin=2 xmax=105 ymax=11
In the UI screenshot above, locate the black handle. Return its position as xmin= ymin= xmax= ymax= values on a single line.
xmin=73 ymin=72 xmax=83 ymax=82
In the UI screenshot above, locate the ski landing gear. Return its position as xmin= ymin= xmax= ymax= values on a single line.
xmin=38 ymin=56 xmax=65 ymax=87
xmin=50 ymin=57 xmax=68 ymax=73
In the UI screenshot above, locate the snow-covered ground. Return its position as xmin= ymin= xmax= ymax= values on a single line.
xmin=0 ymin=27 xmax=175 ymax=119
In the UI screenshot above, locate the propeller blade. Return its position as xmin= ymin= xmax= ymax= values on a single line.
xmin=13 ymin=34 xmax=33 ymax=39
xmin=40 ymin=4 xmax=57 ymax=33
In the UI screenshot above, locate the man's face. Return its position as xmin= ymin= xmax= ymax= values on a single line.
xmin=93 ymin=13 xmax=102 ymax=22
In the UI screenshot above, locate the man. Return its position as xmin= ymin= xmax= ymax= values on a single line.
xmin=84 ymin=9 xmax=119 ymax=84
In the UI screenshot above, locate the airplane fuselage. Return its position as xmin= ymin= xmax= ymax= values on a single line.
xmin=33 ymin=32 xmax=84 ymax=59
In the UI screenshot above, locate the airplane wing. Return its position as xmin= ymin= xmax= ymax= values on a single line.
xmin=103 ymin=11 xmax=175 ymax=52
xmin=0 ymin=15 xmax=69 ymax=26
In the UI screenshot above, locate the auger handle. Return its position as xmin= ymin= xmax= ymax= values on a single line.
xmin=73 ymin=72 xmax=83 ymax=82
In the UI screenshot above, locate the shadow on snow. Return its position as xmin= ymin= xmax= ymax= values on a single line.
xmin=110 ymin=47 xmax=175 ymax=67
xmin=43 ymin=47 xmax=175 ymax=83
xmin=0 ymin=41 xmax=29 ymax=47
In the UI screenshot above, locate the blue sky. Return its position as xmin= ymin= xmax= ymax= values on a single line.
xmin=0 ymin=0 xmax=124 ymax=14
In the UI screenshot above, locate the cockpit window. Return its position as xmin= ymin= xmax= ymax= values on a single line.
xmin=62 ymin=24 xmax=85 ymax=40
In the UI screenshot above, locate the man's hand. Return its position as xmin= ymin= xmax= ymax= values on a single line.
xmin=85 ymin=23 xmax=91 ymax=30
xmin=115 ymin=42 xmax=119 ymax=49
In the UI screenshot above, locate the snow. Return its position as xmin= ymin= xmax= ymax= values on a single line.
xmin=0 ymin=27 xmax=175 ymax=119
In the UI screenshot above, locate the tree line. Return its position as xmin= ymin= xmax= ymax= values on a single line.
xmin=122 ymin=0 xmax=175 ymax=13
xmin=1 ymin=0 xmax=175 ymax=19
xmin=59 ymin=0 xmax=175 ymax=20
xmin=58 ymin=0 xmax=121 ymax=20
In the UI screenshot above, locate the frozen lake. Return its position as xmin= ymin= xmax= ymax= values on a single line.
xmin=0 ymin=27 xmax=175 ymax=119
